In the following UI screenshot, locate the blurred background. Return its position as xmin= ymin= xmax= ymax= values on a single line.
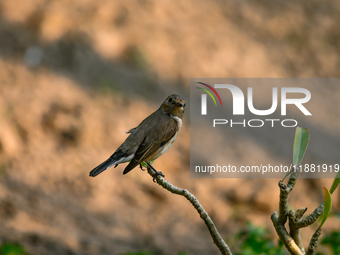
xmin=0 ymin=0 xmax=340 ymax=254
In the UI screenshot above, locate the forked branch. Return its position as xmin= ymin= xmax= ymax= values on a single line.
xmin=147 ymin=166 xmax=233 ymax=255
xmin=271 ymin=171 xmax=324 ymax=255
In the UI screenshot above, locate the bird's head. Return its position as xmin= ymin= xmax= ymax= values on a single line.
xmin=160 ymin=94 xmax=186 ymax=118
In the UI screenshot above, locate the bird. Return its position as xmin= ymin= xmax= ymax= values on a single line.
xmin=89 ymin=94 xmax=186 ymax=180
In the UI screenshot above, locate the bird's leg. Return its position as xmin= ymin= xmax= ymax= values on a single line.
xmin=146 ymin=162 xmax=165 ymax=182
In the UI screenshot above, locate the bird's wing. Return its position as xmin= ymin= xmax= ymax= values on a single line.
xmin=123 ymin=117 xmax=178 ymax=174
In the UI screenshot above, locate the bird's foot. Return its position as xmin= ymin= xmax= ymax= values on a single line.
xmin=139 ymin=164 xmax=146 ymax=171
xmin=146 ymin=162 xmax=165 ymax=182
xmin=152 ymin=171 xmax=165 ymax=183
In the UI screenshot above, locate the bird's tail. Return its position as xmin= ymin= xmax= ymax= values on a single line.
xmin=89 ymin=158 xmax=116 ymax=177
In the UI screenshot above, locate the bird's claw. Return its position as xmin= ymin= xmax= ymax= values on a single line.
xmin=139 ymin=164 xmax=146 ymax=171
xmin=145 ymin=162 xmax=164 ymax=182
xmin=152 ymin=171 xmax=165 ymax=182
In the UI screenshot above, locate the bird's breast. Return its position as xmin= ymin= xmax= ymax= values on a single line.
xmin=148 ymin=116 xmax=182 ymax=161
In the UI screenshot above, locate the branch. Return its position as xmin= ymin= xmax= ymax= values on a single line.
xmin=287 ymin=202 xmax=324 ymax=254
xmin=147 ymin=166 xmax=233 ymax=255
xmin=306 ymin=229 xmax=322 ymax=255
xmin=272 ymin=168 xmax=325 ymax=255
xmin=288 ymin=203 xmax=324 ymax=255
xmin=278 ymin=171 xmax=299 ymax=225
xmin=292 ymin=203 xmax=324 ymax=229
xmin=271 ymin=171 xmax=304 ymax=255
xmin=271 ymin=211 xmax=304 ymax=255
xmin=304 ymin=203 xmax=324 ymax=255
xmin=289 ymin=208 xmax=307 ymax=253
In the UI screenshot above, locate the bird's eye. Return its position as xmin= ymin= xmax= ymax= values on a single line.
xmin=168 ymin=98 xmax=172 ymax=103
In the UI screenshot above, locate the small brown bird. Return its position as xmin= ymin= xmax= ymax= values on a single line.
xmin=89 ymin=94 xmax=185 ymax=179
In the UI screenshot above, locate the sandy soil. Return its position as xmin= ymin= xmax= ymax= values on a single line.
xmin=0 ymin=0 xmax=340 ymax=254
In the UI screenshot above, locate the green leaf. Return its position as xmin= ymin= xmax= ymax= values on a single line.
xmin=330 ymin=171 xmax=340 ymax=194
xmin=293 ymin=127 xmax=310 ymax=166
xmin=319 ymin=187 xmax=332 ymax=229
xmin=282 ymin=127 xmax=309 ymax=181
xmin=282 ymin=166 xmax=294 ymax=181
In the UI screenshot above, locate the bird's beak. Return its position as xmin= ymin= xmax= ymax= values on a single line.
xmin=177 ymin=102 xmax=184 ymax=107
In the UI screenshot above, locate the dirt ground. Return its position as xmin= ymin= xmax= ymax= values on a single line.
xmin=0 ymin=0 xmax=340 ymax=254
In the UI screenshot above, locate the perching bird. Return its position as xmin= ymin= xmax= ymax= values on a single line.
xmin=89 ymin=94 xmax=185 ymax=180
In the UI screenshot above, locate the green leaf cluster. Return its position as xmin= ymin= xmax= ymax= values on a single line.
xmin=0 ymin=243 xmax=25 ymax=255
xmin=320 ymin=231 xmax=340 ymax=255
xmin=234 ymin=222 xmax=287 ymax=255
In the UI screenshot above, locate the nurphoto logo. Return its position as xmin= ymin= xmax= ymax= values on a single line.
xmin=196 ymin=82 xmax=312 ymax=128
xmin=190 ymin=78 xmax=338 ymax=179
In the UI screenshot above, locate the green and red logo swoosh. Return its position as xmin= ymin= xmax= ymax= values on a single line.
xmin=196 ymin=82 xmax=222 ymax=106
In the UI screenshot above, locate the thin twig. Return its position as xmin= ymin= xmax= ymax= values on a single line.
xmin=146 ymin=166 xmax=233 ymax=255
